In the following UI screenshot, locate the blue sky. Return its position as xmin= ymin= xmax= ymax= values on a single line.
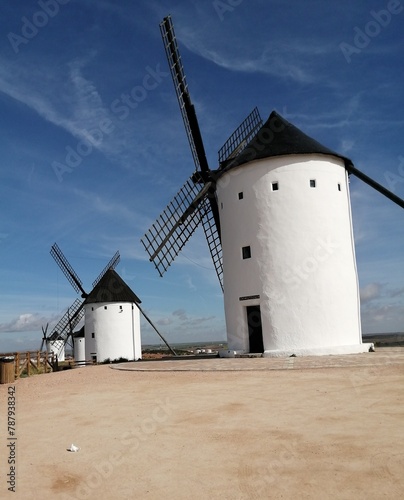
xmin=0 ymin=0 xmax=403 ymax=353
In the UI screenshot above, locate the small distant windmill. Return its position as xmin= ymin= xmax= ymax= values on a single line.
xmin=40 ymin=323 xmax=48 ymax=351
xmin=50 ymin=243 xmax=175 ymax=362
xmin=47 ymin=243 xmax=119 ymax=360
xmin=142 ymin=16 xmax=403 ymax=357
xmin=40 ymin=299 xmax=85 ymax=360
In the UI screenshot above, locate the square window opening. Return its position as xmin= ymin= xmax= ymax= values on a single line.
xmin=272 ymin=182 xmax=279 ymax=191
xmin=104 ymin=306 xmax=107 ymax=310
xmin=338 ymin=183 xmax=341 ymax=191
xmin=242 ymin=246 xmax=251 ymax=260
xmin=310 ymin=179 xmax=316 ymax=188
xmin=238 ymin=192 xmax=244 ymax=200
xmin=91 ymin=332 xmax=95 ymax=339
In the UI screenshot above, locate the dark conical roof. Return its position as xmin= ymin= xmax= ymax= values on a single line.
xmin=220 ymin=110 xmax=353 ymax=172
xmin=73 ymin=325 xmax=85 ymax=338
xmin=83 ymin=269 xmax=141 ymax=305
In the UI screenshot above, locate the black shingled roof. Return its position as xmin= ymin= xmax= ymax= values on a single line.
xmin=219 ymin=110 xmax=353 ymax=173
xmin=83 ymin=269 xmax=141 ymax=305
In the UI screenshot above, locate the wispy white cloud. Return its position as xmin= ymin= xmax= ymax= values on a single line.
xmin=389 ymin=287 xmax=404 ymax=298
xmin=340 ymin=139 xmax=355 ymax=153
xmin=174 ymin=4 xmax=347 ymax=85
xmin=66 ymin=57 xmax=110 ymax=132
xmin=361 ymin=302 xmax=404 ymax=333
xmin=72 ymin=188 xmax=147 ymax=225
xmin=0 ymin=313 xmax=49 ymax=333
xmin=142 ymin=306 xmax=220 ymax=344
xmin=105 ymin=237 xmax=150 ymax=263
xmin=360 ymin=280 xmax=404 ymax=333
xmin=0 ymin=55 xmax=123 ymax=157
xmin=185 ymin=274 xmax=197 ymax=291
xmin=180 ymin=35 xmax=315 ymax=83
xmin=173 ymin=308 xmax=188 ymax=321
xmin=78 ymin=0 xmax=127 ymax=17
xmin=360 ymin=283 xmax=383 ymax=304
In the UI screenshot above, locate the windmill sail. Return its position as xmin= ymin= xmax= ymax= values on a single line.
xmin=48 ymin=298 xmax=84 ymax=349
xmin=150 ymin=15 xmax=224 ymax=290
xmin=160 ymin=15 xmax=209 ymax=173
xmin=141 ymin=176 xmax=206 ymax=276
xmin=92 ymin=251 xmax=121 ymax=288
xmin=50 ymin=243 xmax=87 ymax=297
xmin=49 ymin=244 xmax=124 ymax=355
xmin=218 ymin=107 xmax=263 ymax=164
xmin=40 ymin=324 xmax=48 ymax=351
xmin=200 ymin=198 xmax=223 ymax=291
xmin=160 ymin=15 xmax=221 ymax=234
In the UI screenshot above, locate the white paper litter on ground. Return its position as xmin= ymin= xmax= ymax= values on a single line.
xmin=67 ymin=444 xmax=80 ymax=452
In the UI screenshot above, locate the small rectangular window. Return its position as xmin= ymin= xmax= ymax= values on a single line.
xmin=310 ymin=179 xmax=316 ymax=188
xmin=338 ymin=183 xmax=341 ymax=191
xmin=272 ymin=182 xmax=279 ymax=191
xmin=242 ymin=246 xmax=251 ymax=259
xmin=120 ymin=305 xmax=123 ymax=310
xmin=104 ymin=306 xmax=107 ymax=310
xmin=238 ymin=192 xmax=243 ymax=200
xmin=91 ymin=332 xmax=95 ymax=339
xmin=221 ymin=202 xmax=223 ymax=209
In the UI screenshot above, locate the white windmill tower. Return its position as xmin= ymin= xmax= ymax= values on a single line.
xmin=83 ymin=269 xmax=142 ymax=363
xmin=40 ymin=300 xmax=84 ymax=362
xmin=50 ymin=243 xmax=176 ymax=363
xmin=49 ymin=243 xmax=141 ymax=363
xmin=141 ymin=16 xmax=404 ymax=357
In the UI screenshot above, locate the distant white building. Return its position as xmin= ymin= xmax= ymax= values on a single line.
xmin=46 ymin=334 xmax=65 ymax=362
xmin=73 ymin=327 xmax=85 ymax=365
xmin=83 ymin=270 xmax=142 ymax=363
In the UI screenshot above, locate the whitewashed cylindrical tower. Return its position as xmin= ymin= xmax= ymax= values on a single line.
xmin=217 ymin=111 xmax=371 ymax=356
xmin=73 ymin=329 xmax=86 ymax=365
xmin=47 ymin=338 xmax=65 ymax=361
xmin=83 ymin=269 xmax=142 ymax=363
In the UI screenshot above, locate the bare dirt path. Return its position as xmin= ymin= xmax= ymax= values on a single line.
xmin=1 ymin=349 xmax=403 ymax=499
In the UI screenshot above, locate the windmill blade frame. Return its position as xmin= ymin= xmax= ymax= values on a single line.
xmin=160 ymin=15 xmax=209 ymax=174
xmin=218 ymin=107 xmax=263 ymax=165
xmin=40 ymin=323 xmax=48 ymax=351
xmin=92 ymin=251 xmax=121 ymax=288
xmin=141 ymin=16 xmax=224 ymax=290
xmin=141 ymin=176 xmax=206 ymax=277
xmin=199 ymin=198 xmax=223 ymax=291
xmin=50 ymin=243 xmax=87 ymax=297
xmin=160 ymin=15 xmax=222 ymax=235
xmin=48 ymin=298 xmax=85 ymax=348
xmin=160 ymin=16 xmax=222 ymax=236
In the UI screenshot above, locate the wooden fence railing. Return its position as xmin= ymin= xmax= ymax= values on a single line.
xmin=0 ymin=351 xmax=57 ymax=379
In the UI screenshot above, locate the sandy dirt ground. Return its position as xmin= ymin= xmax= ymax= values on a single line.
xmin=1 ymin=349 xmax=403 ymax=500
